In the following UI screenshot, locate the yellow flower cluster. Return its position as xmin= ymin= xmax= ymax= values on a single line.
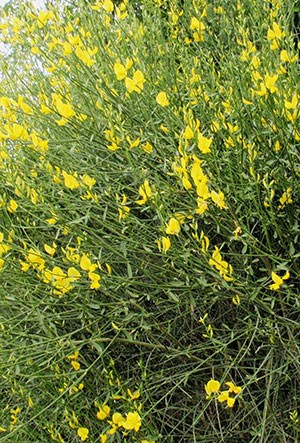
xmin=205 ymin=379 xmax=242 ymax=408
xmin=209 ymin=246 xmax=233 ymax=281
xmin=19 ymin=243 xmax=105 ymax=294
xmin=0 ymin=232 xmax=12 ymax=270
xmin=114 ymin=59 xmax=145 ymax=94
xmin=190 ymin=16 xmax=206 ymax=43
xmin=172 ymin=152 xmax=226 ymax=217
xmin=97 ymin=405 xmax=141 ymax=434
xmin=67 ymin=350 xmax=81 ymax=371
xmin=136 ymin=179 xmax=154 ymax=205
xmin=0 ymin=95 xmax=48 ymax=153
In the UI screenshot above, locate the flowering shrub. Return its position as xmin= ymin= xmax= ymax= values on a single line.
xmin=0 ymin=0 xmax=299 ymax=441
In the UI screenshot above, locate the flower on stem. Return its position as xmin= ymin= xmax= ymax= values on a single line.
xmin=278 ymin=188 xmax=292 ymax=209
xmin=77 ymin=427 xmax=89 ymax=441
xmin=62 ymin=170 xmax=80 ymax=190
xmin=97 ymin=404 xmax=111 ymax=420
xmin=269 ymin=270 xmax=290 ymax=290
xmin=205 ymin=379 xmax=242 ymax=407
xmin=114 ymin=58 xmax=133 ymax=80
xmin=267 ymin=22 xmax=285 ymax=50
xmin=190 ymin=17 xmax=205 ymax=42
xmin=125 ymin=70 xmax=145 ymax=93
xmin=122 ymin=411 xmax=142 ymax=432
xmin=209 ymin=247 xmax=233 ymax=281
xmin=156 ymin=91 xmax=169 ymax=107
xmin=205 ymin=379 xmax=220 ymax=399
xmin=136 ymin=179 xmax=153 ymax=205
xmin=217 ymin=390 xmax=235 ymax=408
xmin=165 ymin=217 xmax=181 ymax=235
xmin=197 ymin=132 xmax=212 ymax=154
xmin=7 ymin=199 xmax=18 ymax=213
xmin=156 ymin=236 xmax=171 ymax=253
xmin=211 ymin=190 xmax=227 ymax=209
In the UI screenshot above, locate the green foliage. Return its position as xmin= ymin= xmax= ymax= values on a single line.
xmin=0 ymin=0 xmax=299 ymax=442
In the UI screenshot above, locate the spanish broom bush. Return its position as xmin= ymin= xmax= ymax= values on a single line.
xmin=0 ymin=0 xmax=299 ymax=441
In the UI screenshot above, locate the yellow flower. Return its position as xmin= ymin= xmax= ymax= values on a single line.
xmin=7 ymin=199 xmax=18 ymax=213
xmin=285 ymin=95 xmax=298 ymax=110
xmin=114 ymin=62 xmax=127 ymax=80
xmin=125 ymin=70 xmax=145 ymax=93
xmin=81 ymin=174 xmax=96 ymax=189
xmin=279 ymin=188 xmax=292 ymax=208
xmin=242 ymin=97 xmax=253 ymax=105
xmin=114 ymin=58 xmax=133 ymax=80
xmin=190 ymin=160 xmax=205 ymax=184
xmin=127 ymin=388 xmax=141 ymax=400
xmin=112 ymin=412 xmax=124 ymax=426
xmin=77 ymin=427 xmax=89 ymax=441
xmin=209 ymin=247 xmax=233 ymax=281
xmin=281 ymin=50 xmax=298 ymax=63
xmin=197 ymin=132 xmax=212 ymax=153
xmin=234 ymin=225 xmax=242 ymax=238
xmin=183 ymin=125 xmax=194 ymax=140
xmin=196 ymin=198 xmax=208 ymax=215
xmin=265 ymin=74 xmax=278 ymax=94
xmin=165 ymin=217 xmax=181 ymax=235
xmin=37 ymin=10 xmax=54 ymax=27
xmin=217 ymin=390 xmax=235 ymax=408
xmin=232 ymin=294 xmax=241 ymax=305
xmin=196 ymin=178 xmax=210 ymax=200
xmin=100 ymin=435 xmax=108 ymax=443
xmin=102 ymin=0 xmax=114 ymax=12
xmin=75 ymin=47 xmax=96 ymax=66
xmin=211 ymin=190 xmax=227 ymax=209
xmin=68 ymin=411 xmax=79 ymax=428
xmin=267 ymin=22 xmax=285 ymax=49
xmin=181 ymin=172 xmax=192 ymax=190
xmin=10 ymin=406 xmax=21 ymax=415
xmin=156 ymin=91 xmax=169 ymax=107
xmin=190 ymin=17 xmax=205 ymax=42
xmin=122 ymin=411 xmax=142 ymax=431
xmin=136 ymin=179 xmax=152 ymax=205
xmin=255 ymin=82 xmax=267 ymax=97
xmin=67 ymin=267 xmax=81 ymax=282
xmin=40 ymin=104 xmax=51 ymax=114
xmin=160 ymin=124 xmax=169 ymax=133
xmin=269 ymin=270 xmax=290 ymax=290
xmin=225 ymin=381 xmax=242 ymax=395
xmin=88 ymin=271 xmax=101 ymax=289
xmin=27 ymin=248 xmax=45 ymax=271
xmin=55 ymin=99 xmax=75 ymax=119
xmin=44 ymin=243 xmax=56 ymax=256
xmin=80 ymin=255 xmax=95 ymax=271
xmin=205 ymin=379 xmax=220 ymax=398
xmin=199 ymin=232 xmax=209 ymax=253
xmin=71 ymin=360 xmax=81 ymax=371
xmin=217 ymin=390 xmax=229 ymax=402
xmin=267 ymin=22 xmax=284 ymax=40
xmin=143 ymin=141 xmax=153 ymax=153
xmin=19 ymin=260 xmax=29 ymax=272
xmin=7 ymin=123 xmax=28 ymax=140
xmin=62 ymin=170 xmax=80 ymax=190
xmin=97 ymin=404 xmax=111 ymax=420
xmin=157 ymin=236 xmax=171 ymax=253
xmin=117 ymin=194 xmax=130 ymax=220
